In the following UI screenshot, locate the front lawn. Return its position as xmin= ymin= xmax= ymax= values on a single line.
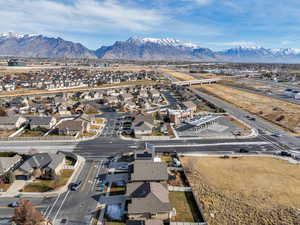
xmin=22 ymin=169 xmax=74 ymax=192
xmin=169 ymin=191 xmax=202 ymax=222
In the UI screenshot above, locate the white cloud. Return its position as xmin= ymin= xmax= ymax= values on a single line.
xmin=0 ymin=0 xmax=166 ymax=34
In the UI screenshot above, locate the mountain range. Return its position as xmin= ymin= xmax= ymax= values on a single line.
xmin=1 ymin=32 xmax=300 ymax=62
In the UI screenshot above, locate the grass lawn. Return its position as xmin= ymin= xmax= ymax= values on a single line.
xmin=169 ymin=191 xmax=202 ymax=222
xmin=20 ymin=130 xmax=46 ymax=137
xmin=22 ymin=169 xmax=73 ymax=192
xmin=105 ymin=222 xmax=125 ymax=225
xmin=109 ymin=186 xmax=126 ymax=196
xmin=160 ymin=154 xmax=172 ymax=164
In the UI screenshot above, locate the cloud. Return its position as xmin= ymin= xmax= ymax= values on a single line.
xmin=0 ymin=0 xmax=166 ymax=35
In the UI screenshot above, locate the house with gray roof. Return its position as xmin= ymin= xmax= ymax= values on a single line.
xmin=28 ymin=116 xmax=57 ymax=130
xmin=128 ymin=161 xmax=168 ymax=182
xmin=14 ymin=152 xmax=65 ymax=180
xmin=126 ymin=182 xmax=171 ymax=221
xmin=0 ymin=116 xmax=27 ymax=130
xmin=0 ymin=155 xmax=22 ymax=176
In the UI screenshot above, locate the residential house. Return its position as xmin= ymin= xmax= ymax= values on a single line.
xmin=57 ymin=120 xmax=85 ymax=136
xmin=0 ymin=116 xmax=27 ymax=130
xmin=28 ymin=116 xmax=57 ymax=130
xmin=128 ymin=161 xmax=168 ymax=182
xmin=133 ymin=114 xmax=155 ymax=135
xmin=125 ymin=182 xmax=172 ymax=221
xmin=0 ymin=155 xmax=22 ymax=176
xmin=14 ymin=152 xmax=65 ymax=180
xmin=183 ymin=101 xmax=197 ymax=113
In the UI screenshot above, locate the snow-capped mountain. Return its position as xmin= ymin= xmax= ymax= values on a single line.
xmin=0 ymin=32 xmax=96 ymax=58
xmin=218 ymin=46 xmax=300 ymax=61
xmin=2 ymin=32 xmax=300 ymax=62
xmin=95 ymin=37 xmax=202 ymax=60
xmin=127 ymin=37 xmax=199 ymax=49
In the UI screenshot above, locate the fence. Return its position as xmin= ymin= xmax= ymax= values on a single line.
xmin=0 ymin=135 xmax=77 ymax=142
xmin=168 ymin=186 xmax=192 ymax=192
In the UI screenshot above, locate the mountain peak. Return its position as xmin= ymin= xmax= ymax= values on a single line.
xmin=126 ymin=37 xmax=199 ymax=49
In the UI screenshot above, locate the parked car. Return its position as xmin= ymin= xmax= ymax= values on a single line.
xmin=60 ymin=218 xmax=68 ymax=224
xmin=271 ymin=133 xmax=282 ymax=137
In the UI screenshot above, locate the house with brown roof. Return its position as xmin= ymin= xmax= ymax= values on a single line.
xmin=128 ymin=161 xmax=168 ymax=182
xmin=125 ymin=182 xmax=172 ymax=221
xmin=57 ymin=120 xmax=85 ymax=136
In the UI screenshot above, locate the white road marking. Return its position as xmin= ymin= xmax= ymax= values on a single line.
xmin=52 ymin=191 xmax=71 ymax=224
xmin=155 ymin=141 xmax=271 ymax=148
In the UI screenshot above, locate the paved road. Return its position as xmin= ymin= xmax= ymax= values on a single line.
xmin=189 ymin=88 xmax=300 ymax=150
xmin=45 ymin=160 xmax=105 ymax=225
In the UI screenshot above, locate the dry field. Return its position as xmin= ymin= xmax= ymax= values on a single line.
xmin=195 ymin=84 xmax=300 ymax=134
xmin=181 ymin=156 xmax=300 ymax=225
xmin=160 ymin=68 xmax=195 ymax=81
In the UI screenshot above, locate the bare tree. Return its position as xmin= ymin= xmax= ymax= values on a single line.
xmin=12 ymin=198 xmax=46 ymax=225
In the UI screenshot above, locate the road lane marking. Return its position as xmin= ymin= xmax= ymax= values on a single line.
xmin=45 ymin=193 xmax=62 ymax=220
xmin=52 ymin=191 xmax=70 ymax=224
xmin=155 ymin=141 xmax=270 ymax=148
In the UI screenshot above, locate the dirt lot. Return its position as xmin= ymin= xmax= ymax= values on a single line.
xmin=181 ymin=156 xmax=300 ymax=225
xmin=160 ymin=68 xmax=195 ymax=81
xmin=195 ymin=84 xmax=300 ymax=134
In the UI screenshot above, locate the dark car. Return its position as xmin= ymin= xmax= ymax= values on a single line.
xmin=60 ymin=218 xmax=68 ymax=224
xmin=8 ymin=202 xmax=19 ymax=208
xmin=280 ymin=151 xmax=291 ymax=157
xmin=70 ymin=181 xmax=82 ymax=191
xmin=239 ymin=148 xmax=249 ymax=153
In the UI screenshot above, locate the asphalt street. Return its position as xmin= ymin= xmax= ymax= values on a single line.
xmin=45 ymin=160 xmax=105 ymax=225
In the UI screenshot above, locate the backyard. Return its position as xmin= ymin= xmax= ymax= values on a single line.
xmin=169 ymin=191 xmax=203 ymax=222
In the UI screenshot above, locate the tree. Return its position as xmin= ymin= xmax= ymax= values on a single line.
xmin=6 ymin=171 xmax=15 ymax=184
xmin=32 ymin=168 xmax=42 ymax=179
xmin=12 ymin=198 xmax=46 ymax=225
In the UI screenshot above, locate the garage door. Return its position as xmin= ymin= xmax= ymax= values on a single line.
xmin=15 ymin=175 xmax=28 ymax=180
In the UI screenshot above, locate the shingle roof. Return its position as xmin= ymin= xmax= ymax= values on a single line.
xmin=129 ymin=161 xmax=168 ymax=181
xmin=126 ymin=182 xmax=171 ymax=214
xmin=19 ymin=153 xmax=64 ymax=173
xmin=28 ymin=117 xmax=54 ymax=126
xmin=58 ymin=120 xmax=83 ymax=131
xmin=0 ymin=116 xmax=21 ymax=125
xmin=0 ymin=155 xmax=22 ymax=175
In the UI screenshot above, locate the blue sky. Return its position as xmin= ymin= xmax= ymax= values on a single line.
xmin=1 ymin=0 xmax=300 ymax=50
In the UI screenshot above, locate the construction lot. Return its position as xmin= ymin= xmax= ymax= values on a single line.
xmin=196 ymin=84 xmax=300 ymax=134
xmin=181 ymin=156 xmax=300 ymax=225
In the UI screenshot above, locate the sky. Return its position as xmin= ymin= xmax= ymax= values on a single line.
xmin=1 ymin=0 xmax=300 ymax=50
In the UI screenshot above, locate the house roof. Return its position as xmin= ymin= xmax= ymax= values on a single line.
xmin=183 ymin=101 xmax=197 ymax=109
xmin=58 ymin=120 xmax=83 ymax=131
xmin=18 ymin=153 xmax=64 ymax=173
xmin=126 ymin=220 xmax=163 ymax=225
xmin=0 ymin=155 xmax=22 ymax=175
xmin=0 ymin=116 xmax=22 ymax=125
xmin=126 ymin=182 xmax=171 ymax=214
xmin=129 ymin=161 xmax=168 ymax=182
xmin=28 ymin=117 xmax=55 ymax=126
xmin=134 ymin=121 xmax=154 ymax=132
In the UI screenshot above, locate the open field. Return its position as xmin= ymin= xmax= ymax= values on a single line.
xmin=0 ymin=80 xmax=158 ymax=98
xmin=195 ymin=84 xmax=300 ymax=134
xmin=181 ymin=156 xmax=300 ymax=225
xmin=160 ymin=68 xmax=194 ymax=81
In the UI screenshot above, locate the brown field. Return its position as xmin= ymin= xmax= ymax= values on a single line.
xmin=181 ymin=156 xmax=300 ymax=225
xmin=194 ymin=84 xmax=300 ymax=134
xmin=0 ymin=80 xmax=157 ymax=98
xmin=160 ymin=68 xmax=195 ymax=81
